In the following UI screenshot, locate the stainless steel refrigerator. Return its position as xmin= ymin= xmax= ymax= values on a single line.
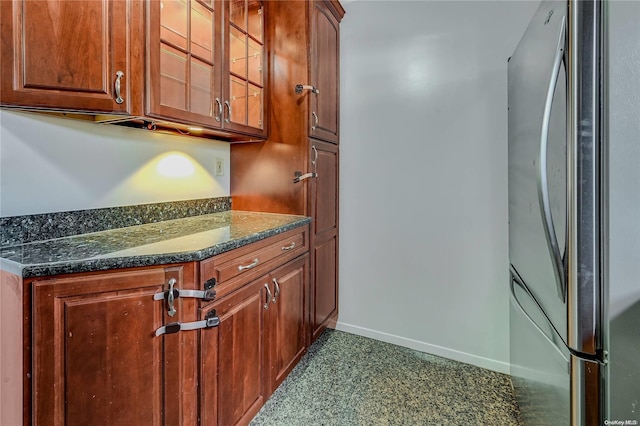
xmin=508 ymin=0 xmax=640 ymax=424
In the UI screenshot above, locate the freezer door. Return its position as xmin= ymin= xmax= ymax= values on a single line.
xmin=508 ymin=0 xmax=568 ymax=343
xmin=510 ymin=272 xmax=570 ymax=425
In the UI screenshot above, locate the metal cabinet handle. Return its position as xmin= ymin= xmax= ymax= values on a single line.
xmin=295 ymin=84 xmax=319 ymax=94
xmin=264 ymin=283 xmax=272 ymax=310
xmin=224 ymin=100 xmax=231 ymax=123
xmin=167 ymin=278 xmax=177 ymax=317
xmin=311 ymin=145 xmax=318 ymax=166
xmin=214 ymin=97 xmax=223 ymax=122
xmin=311 ymin=112 xmax=318 ymax=130
xmin=281 ymin=242 xmax=296 ymax=251
xmin=272 ymin=278 xmax=280 ymax=303
xmin=114 ymin=71 xmax=124 ymax=104
xmin=537 ymin=16 xmax=566 ymax=303
xmin=238 ymin=258 xmax=259 ymax=272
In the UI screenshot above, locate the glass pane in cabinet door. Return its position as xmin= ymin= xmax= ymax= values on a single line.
xmin=247 ymin=38 xmax=262 ymax=85
xmin=160 ymin=45 xmax=187 ymax=110
xmin=161 ymin=0 xmax=188 ymax=50
xmin=247 ymin=1 xmax=262 ymax=42
xmin=229 ymin=27 xmax=247 ymax=78
xmin=230 ymin=76 xmax=247 ymax=125
xmin=247 ymin=84 xmax=262 ymax=129
xmin=230 ymin=0 xmax=246 ymax=30
xmin=190 ymin=1 xmax=213 ymax=62
xmin=191 ymin=59 xmax=213 ymax=116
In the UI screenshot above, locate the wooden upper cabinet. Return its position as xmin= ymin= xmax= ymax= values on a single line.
xmin=224 ymin=0 xmax=266 ymax=135
xmin=147 ymin=0 xmax=223 ymax=128
xmin=147 ymin=0 xmax=266 ymax=138
xmin=0 ymin=0 xmax=143 ymax=114
xmin=309 ymin=0 xmax=341 ymax=144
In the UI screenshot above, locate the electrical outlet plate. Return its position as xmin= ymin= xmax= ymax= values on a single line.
xmin=215 ymin=158 xmax=224 ymax=176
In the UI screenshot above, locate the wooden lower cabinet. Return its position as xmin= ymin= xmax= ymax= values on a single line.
xmin=199 ymin=254 xmax=309 ymax=426
xmin=199 ymin=279 xmax=268 ymax=426
xmin=310 ymin=140 xmax=339 ymax=340
xmin=26 ymin=233 xmax=309 ymax=425
xmin=31 ymin=264 xmax=198 ymax=426
xmin=311 ymin=234 xmax=338 ymax=340
xmin=267 ymin=255 xmax=308 ymax=392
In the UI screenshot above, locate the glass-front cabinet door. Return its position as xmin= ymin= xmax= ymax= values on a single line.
xmin=148 ymin=0 xmax=224 ymax=128
xmin=147 ymin=0 xmax=265 ymax=138
xmin=224 ymin=0 xmax=265 ymax=135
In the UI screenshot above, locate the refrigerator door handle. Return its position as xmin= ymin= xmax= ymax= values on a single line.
xmin=510 ymin=270 xmax=569 ymax=367
xmin=537 ymin=16 xmax=567 ymax=303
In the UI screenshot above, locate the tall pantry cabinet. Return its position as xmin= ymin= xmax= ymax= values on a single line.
xmin=231 ymin=0 xmax=344 ymax=342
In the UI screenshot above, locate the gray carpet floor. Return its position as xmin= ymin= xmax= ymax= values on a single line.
xmin=251 ymin=329 xmax=523 ymax=426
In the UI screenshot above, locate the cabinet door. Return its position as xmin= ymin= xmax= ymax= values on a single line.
xmin=0 ymin=0 xmax=141 ymax=113
xmin=147 ymin=0 xmax=224 ymax=127
xmin=309 ymin=0 xmax=340 ymax=144
xmin=267 ymin=255 xmax=308 ymax=393
xmin=223 ymin=0 xmax=267 ymax=137
xmin=31 ymin=266 xmax=197 ymax=426
xmin=200 ymin=279 xmax=268 ymax=426
xmin=309 ymin=140 xmax=339 ymax=340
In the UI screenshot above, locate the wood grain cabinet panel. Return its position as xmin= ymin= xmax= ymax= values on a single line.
xmin=267 ymin=255 xmax=308 ymax=393
xmin=311 ymin=235 xmax=338 ymax=341
xmin=0 ymin=0 xmax=143 ymax=114
xmin=309 ymin=0 xmax=340 ymax=144
xmin=200 ymin=279 xmax=268 ymax=426
xmin=31 ymin=265 xmax=198 ymax=426
xmin=198 ymin=233 xmax=309 ymax=425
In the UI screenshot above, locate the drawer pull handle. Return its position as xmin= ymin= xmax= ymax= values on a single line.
xmin=281 ymin=242 xmax=296 ymax=251
xmin=264 ymin=283 xmax=272 ymax=310
xmin=272 ymin=278 xmax=280 ymax=303
xmin=238 ymin=258 xmax=259 ymax=272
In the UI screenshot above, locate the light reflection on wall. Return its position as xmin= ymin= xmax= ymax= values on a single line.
xmin=106 ymin=151 xmax=223 ymax=201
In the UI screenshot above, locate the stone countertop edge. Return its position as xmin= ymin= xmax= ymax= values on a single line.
xmin=3 ymin=215 xmax=311 ymax=279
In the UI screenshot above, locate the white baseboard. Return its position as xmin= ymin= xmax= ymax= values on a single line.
xmin=334 ymin=321 xmax=511 ymax=375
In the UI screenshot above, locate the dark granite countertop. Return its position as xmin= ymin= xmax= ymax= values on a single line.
xmin=0 ymin=211 xmax=311 ymax=278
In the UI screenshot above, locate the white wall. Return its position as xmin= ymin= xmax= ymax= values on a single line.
xmin=338 ymin=0 xmax=539 ymax=373
xmin=0 ymin=110 xmax=230 ymax=217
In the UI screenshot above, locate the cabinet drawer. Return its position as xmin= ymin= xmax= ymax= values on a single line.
xmin=200 ymin=226 xmax=308 ymax=299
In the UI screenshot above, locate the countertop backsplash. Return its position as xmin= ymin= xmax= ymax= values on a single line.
xmin=0 ymin=197 xmax=232 ymax=247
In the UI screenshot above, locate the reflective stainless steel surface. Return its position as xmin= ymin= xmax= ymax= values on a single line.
xmin=508 ymin=0 xmax=568 ymax=344
xmin=567 ymin=0 xmax=600 ymax=358
xmin=510 ymin=271 xmax=570 ymax=425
